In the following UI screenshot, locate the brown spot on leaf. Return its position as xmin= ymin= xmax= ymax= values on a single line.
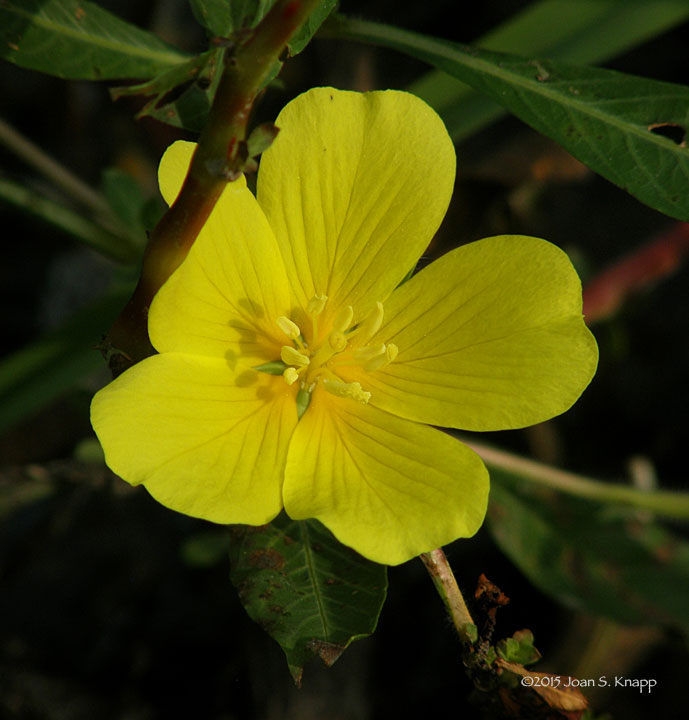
xmin=248 ymin=548 xmax=285 ymax=571
xmin=307 ymin=638 xmax=346 ymax=667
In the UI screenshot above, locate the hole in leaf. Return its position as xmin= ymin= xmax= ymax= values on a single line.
xmin=154 ymin=80 xmax=195 ymax=109
xmin=648 ymin=123 xmax=686 ymax=145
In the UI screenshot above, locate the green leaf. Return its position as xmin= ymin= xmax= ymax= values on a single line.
xmin=496 ymin=629 xmax=541 ymax=666
xmin=229 ymin=512 xmax=387 ymax=684
xmin=0 ymin=288 xmax=132 ymax=436
xmin=189 ymin=0 xmax=277 ymax=37
xmin=0 ymin=0 xmax=189 ymax=80
xmin=288 ymin=0 xmax=337 ymax=56
xmin=111 ymin=48 xmax=225 ymax=132
xmin=189 ymin=0 xmax=235 ymax=36
xmin=488 ymin=472 xmax=689 ymax=634
xmin=189 ymin=0 xmax=286 ymax=36
xmin=408 ymin=0 xmax=689 ymax=141
xmin=246 ymin=122 xmax=280 ymax=157
xmin=190 ymin=0 xmax=334 ymax=52
xmin=334 ymin=16 xmax=689 ymax=221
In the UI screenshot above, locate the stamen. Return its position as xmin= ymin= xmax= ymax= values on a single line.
xmin=328 ymin=331 xmax=347 ymax=352
xmin=281 ymin=346 xmax=310 ymax=367
xmin=276 ymin=316 xmax=301 ymax=340
xmin=307 ymin=293 xmax=328 ymax=343
xmin=283 ymin=367 xmax=300 ymax=385
xmin=306 ymin=293 xmax=328 ymax=315
xmin=332 ymin=305 xmax=354 ymax=333
xmin=365 ymin=343 xmax=399 ymax=372
xmin=353 ymin=343 xmax=387 ymax=363
xmin=322 ymin=378 xmax=371 ymax=404
xmin=354 ymin=302 xmax=384 ymax=342
xmin=272 ymin=298 xmax=393 ymax=415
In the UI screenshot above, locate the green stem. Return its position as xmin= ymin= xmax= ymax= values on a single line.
xmin=464 ymin=438 xmax=689 ymax=519
xmin=420 ymin=548 xmax=475 ymax=644
xmin=0 ymin=115 xmax=112 ymax=220
xmin=104 ymin=0 xmax=323 ymax=372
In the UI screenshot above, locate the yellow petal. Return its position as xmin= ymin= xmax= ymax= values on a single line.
xmin=91 ymin=353 xmax=297 ymax=524
xmin=151 ymin=141 xmax=292 ymax=364
xmin=257 ymin=87 xmax=455 ymax=325
xmin=341 ymin=235 xmax=598 ymax=431
xmin=283 ymin=390 xmax=489 ymax=565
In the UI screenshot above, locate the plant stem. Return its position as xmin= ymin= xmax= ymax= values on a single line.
xmin=0 ymin=115 xmax=112 ymax=220
xmin=464 ymin=437 xmax=689 ymax=519
xmin=104 ymin=0 xmax=322 ymax=372
xmin=420 ymin=548 xmax=475 ymax=644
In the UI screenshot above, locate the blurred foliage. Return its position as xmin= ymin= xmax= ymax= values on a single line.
xmin=489 ymin=471 xmax=689 ymax=632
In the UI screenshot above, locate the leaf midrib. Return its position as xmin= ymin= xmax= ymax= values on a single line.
xmin=347 ymin=18 xmax=689 ymax=160
xmin=299 ymin=521 xmax=331 ymax=639
xmin=5 ymin=1 xmax=188 ymax=68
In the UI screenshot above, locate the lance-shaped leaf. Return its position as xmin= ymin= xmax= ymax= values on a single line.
xmin=408 ymin=0 xmax=689 ymax=141
xmin=288 ymin=0 xmax=337 ymax=56
xmin=334 ymin=17 xmax=689 ymax=221
xmin=0 ymin=0 xmax=188 ymax=80
xmin=229 ymin=512 xmax=387 ymax=684
xmin=488 ymin=471 xmax=689 ymax=634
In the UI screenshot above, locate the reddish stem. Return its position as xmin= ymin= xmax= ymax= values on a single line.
xmin=105 ymin=0 xmax=322 ymax=373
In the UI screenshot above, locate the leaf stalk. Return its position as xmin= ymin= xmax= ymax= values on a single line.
xmin=420 ymin=548 xmax=475 ymax=644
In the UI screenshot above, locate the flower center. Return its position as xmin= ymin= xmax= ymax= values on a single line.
xmin=270 ymin=294 xmax=398 ymax=418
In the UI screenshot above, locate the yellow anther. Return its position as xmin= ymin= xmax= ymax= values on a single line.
xmin=328 ymin=331 xmax=348 ymax=352
xmin=322 ymin=379 xmax=371 ymax=404
xmin=307 ymin=293 xmax=328 ymax=315
xmin=353 ymin=343 xmax=387 ymax=363
xmin=332 ymin=305 xmax=354 ymax=333
xmin=283 ymin=367 xmax=300 ymax=385
xmin=281 ymin=346 xmax=310 ymax=367
xmin=357 ymin=302 xmax=384 ymax=341
xmin=276 ymin=316 xmax=301 ymax=340
xmin=364 ymin=343 xmax=399 ymax=372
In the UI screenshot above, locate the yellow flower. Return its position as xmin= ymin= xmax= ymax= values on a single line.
xmin=91 ymin=88 xmax=597 ymax=565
